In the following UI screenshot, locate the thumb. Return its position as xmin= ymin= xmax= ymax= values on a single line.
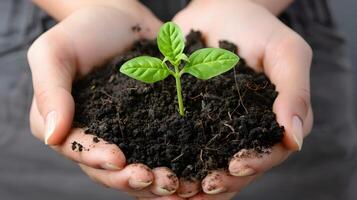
xmin=28 ymin=31 xmax=76 ymax=145
xmin=264 ymin=31 xmax=313 ymax=151
xmin=274 ymin=91 xmax=313 ymax=151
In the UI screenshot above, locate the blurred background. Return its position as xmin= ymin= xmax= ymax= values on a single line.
xmin=0 ymin=0 xmax=356 ymax=200
xmin=331 ymin=0 xmax=357 ymax=114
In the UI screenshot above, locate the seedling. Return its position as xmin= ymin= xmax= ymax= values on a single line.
xmin=120 ymin=22 xmax=239 ymax=116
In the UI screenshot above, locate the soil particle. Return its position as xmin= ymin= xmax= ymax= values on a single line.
xmin=167 ymin=173 xmax=179 ymax=185
xmin=72 ymin=31 xmax=284 ymax=180
xmin=202 ymin=172 xmax=224 ymax=192
xmin=132 ymin=163 xmax=152 ymax=173
xmin=93 ymin=137 xmax=100 ymax=143
xmin=71 ymin=141 xmax=84 ymax=152
xmin=131 ymin=24 xmax=141 ymax=33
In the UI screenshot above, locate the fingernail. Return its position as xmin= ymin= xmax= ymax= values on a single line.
xmin=128 ymin=179 xmax=152 ymax=190
xmin=204 ymin=187 xmax=226 ymax=195
xmin=230 ymin=166 xmax=256 ymax=177
xmin=45 ymin=111 xmax=57 ymax=145
xmin=100 ymin=163 xmax=122 ymax=171
xmin=154 ymin=186 xmax=176 ymax=196
xmin=292 ymin=116 xmax=303 ymax=151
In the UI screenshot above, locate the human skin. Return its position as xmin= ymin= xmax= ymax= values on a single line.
xmin=28 ymin=0 xmax=312 ymax=200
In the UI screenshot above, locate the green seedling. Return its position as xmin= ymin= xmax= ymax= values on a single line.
xmin=120 ymin=22 xmax=239 ymax=116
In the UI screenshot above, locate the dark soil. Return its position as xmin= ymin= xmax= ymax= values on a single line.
xmin=72 ymin=31 xmax=284 ymax=180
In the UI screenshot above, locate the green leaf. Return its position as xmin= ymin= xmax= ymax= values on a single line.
xmin=183 ymin=48 xmax=239 ymax=80
xmin=157 ymin=22 xmax=185 ymax=65
xmin=120 ymin=56 xmax=170 ymax=83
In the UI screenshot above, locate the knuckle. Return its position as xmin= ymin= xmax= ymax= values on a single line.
xmin=36 ymin=88 xmax=52 ymax=112
xmin=35 ymin=86 xmax=72 ymax=114
xmin=295 ymin=88 xmax=313 ymax=135
xmin=27 ymin=34 xmax=50 ymax=66
xmin=275 ymin=31 xmax=313 ymax=61
xmin=289 ymin=33 xmax=313 ymax=61
xmin=294 ymin=35 xmax=313 ymax=62
xmin=27 ymin=37 xmax=40 ymax=61
xmin=301 ymin=39 xmax=313 ymax=59
xmin=28 ymin=31 xmax=76 ymax=72
xmin=296 ymin=88 xmax=311 ymax=114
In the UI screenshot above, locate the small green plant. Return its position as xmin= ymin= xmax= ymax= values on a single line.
xmin=120 ymin=22 xmax=239 ymax=116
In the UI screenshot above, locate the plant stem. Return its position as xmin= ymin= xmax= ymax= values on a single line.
xmin=174 ymin=66 xmax=185 ymax=116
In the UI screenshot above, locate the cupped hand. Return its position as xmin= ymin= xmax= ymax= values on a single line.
xmin=173 ymin=0 xmax=313 ymax=199
xmin=28 ymin=5 xmax=187 ymax=200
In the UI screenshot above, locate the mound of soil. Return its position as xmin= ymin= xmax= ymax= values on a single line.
xmin=72 ymin=31 xmax=284 ymax=180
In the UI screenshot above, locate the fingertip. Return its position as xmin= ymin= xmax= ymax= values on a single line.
xmin=90 ymin=144 xmax=126 ymax=171
xmin=127 ymin=163 xmax=154 ymax=190
xmin=229 ymin=145 xmax=290 ymax=177
xmin=273 ymin=93 xmax=308 ymax=152
xmin=89 ymin=137 xmax=126 ymax=170
xmin=151 ymin=167 xmax=179 ymax=196
xmin=229 ymin=164 xmax=256 ymax=177
xmin=41 ymin=89 xmax=75 ymax=146
xmin=57 ymin=128 xmax=126 ymax=170
xmin=228 ymin=149 xmax=259 ymax=177
xmin=202 ymin=169 xmax=258 ymax=195
xmin=44 ymin=110 xmax=57 ymax=145
xmin=287 ymin=115 xmax=303 ymax=151
xmin=202 ymin=171 xmax=227 ymax=195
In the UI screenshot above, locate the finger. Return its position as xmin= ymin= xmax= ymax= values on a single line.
xmin=30 ymin=97 xmax=126 ymax=170
xmin=201 ymin=170 xmax=256 ymax=195
xmin=56 ymin=128 xmax=126 ymax=170
xmin=150 ymin=167 xmax=179 ymax=196
xmin=189 ymin=192 xmax=237 ymax=200
xmin=28 ymin=32 xmax=76 ymax=145
xmin=229 ymin=144 xmax=290 ymax=177
xmin=177 ymin=178 xmax=201 ymax=198
xmin=79 ymin=163 xmax=154 ymax=191
xmin=200 ymin=145 xmax=290 ymax=195
xmin=264 ymin=30 xmax=313 ymax=151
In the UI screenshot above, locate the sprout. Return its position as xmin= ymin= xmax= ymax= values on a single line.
xmin=120 ymin=22 xmax=239 ymax=116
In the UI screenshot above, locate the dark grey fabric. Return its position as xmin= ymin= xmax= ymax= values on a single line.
xmin=331 ymin=0 xmax=357 ymax=129
xmin=0 ymin=0 xmax=356 ymax=200
xmin=140 ymin=0 xmax=188 ymax=21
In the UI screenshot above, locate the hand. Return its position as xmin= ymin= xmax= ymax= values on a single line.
xmin=28 ymin=5 xmax=186 ymax=200
xmin=173 ymin=0 xmax=313 ymax=199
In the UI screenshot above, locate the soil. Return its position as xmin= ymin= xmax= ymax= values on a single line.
xmin=72 ymin=31 xmax=284 ymax=180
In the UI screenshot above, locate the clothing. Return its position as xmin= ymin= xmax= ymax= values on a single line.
xmin=0 ymin=0 xmax=356 ymax=199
